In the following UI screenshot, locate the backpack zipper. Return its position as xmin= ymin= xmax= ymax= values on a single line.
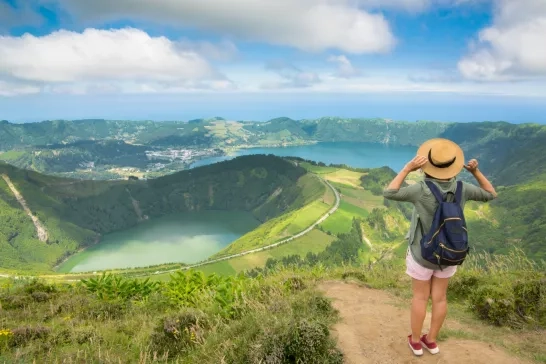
xmin=439 ymin=242 xmax=467 ymax=253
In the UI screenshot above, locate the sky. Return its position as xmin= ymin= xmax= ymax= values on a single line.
xmin=1 ymin=0 xmax=545 ymax=123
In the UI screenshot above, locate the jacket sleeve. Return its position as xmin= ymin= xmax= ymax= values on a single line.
xmin=463 ymin=181 xmax=496 ymax=202
xmin=383 ymin=183 xmax=423 ymax=203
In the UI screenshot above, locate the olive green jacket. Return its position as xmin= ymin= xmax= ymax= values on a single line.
xmin=383 ymin=176 xmax=496 ymax=270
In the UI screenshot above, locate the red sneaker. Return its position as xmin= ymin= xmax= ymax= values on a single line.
xmin=420 ymin=334 xmax=440 ymax=354
xmin=407 ymin=335 xmax=423 ymax=356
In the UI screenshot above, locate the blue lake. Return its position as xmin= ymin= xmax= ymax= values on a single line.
xmin=191 ymin=142 xmax=418 ymax=171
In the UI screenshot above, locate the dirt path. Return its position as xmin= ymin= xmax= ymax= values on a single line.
xmin=2 ymin=174 xmax=48 ymax=242
xmin=319 ymin=281 xmax=529 ymax=364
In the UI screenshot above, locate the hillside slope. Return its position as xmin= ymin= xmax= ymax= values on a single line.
xmin=4 ymin=118 xmax=545 ymax=183
xmin=0 ymin=155 xmax=322 ymax=272
xmin=439 ymin=121 xmax=546 ymax=186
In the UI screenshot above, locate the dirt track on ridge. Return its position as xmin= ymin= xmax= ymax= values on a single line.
xmin=319 ymin=281 xmax=529 ymax=364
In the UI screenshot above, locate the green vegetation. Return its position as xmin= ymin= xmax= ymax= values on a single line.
xmin=2 ymin=117 xmax=546 ymax=186
xmin=320 ymin=200 xmax=369 ymax=235
xmin=0 ymin=155 xmax=319 ymax=272
xmin=0 ymin=270 xmax=343 ymax=363
xmin=440 ymin=121 xmax=546 ymax=186
xmin=213 ymin=198 xmax=329 ymax=258
xmin=467 ymin=175 xmax=546 ymax=260
xmin=0 ymin=116 xmax=447 ymax=180
xmin=174 ymin=229 xmax=336 ymax=278
xmin=0 ymin=150 xmax=545 ymax=362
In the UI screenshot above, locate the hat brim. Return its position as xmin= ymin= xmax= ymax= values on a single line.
xmin=416 ymin=138 xmax=465 ymax=179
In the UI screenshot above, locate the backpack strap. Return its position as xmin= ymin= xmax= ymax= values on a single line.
xmin=424 ymin=180 xmax=444 ymax=203
xmin=455 ymin=181 xmax=463 ymax=204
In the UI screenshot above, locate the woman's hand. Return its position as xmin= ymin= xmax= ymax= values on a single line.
xmin=464 ymin=159 xmax=479 ymax=173
xmin=404 ymin=155 xmax=428 ymax=172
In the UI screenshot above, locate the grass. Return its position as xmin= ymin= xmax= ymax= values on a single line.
xmin=322 ymin=169 xmax=364 ymax=189
xmin=320 ymin=200 xmax=369 ymax=235
xmin=330 ymin=182 xmax=385 ymax=211
xmin=1 ymin=245 xmax=544 ymax=363
xmin=299 ymin=162 xmax=339 ymax=174
xmin=151 ymin=229 xmax=336 ymax=279
xmin=0 ymin=270 xmax=344 ymax=363
xmin=0 ymin=151 xmax=26 ymax=160
xmin=213 ymin=196 xmax=332 ymax=258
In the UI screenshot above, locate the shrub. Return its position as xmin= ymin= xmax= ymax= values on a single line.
xmin=149 ymin=309 xmax=209 ymax=358
xmin=79 ymin=300 xmax=128 ymax=321
xmin=341 ymin=270 xmax=367 ymax=282
xmin=283 ymin=276 xmax=306 ymax=292
xmin=469 ymin=285 xmax=516 ymax=327
xmin=252 ymin=319 xmax=343 ymax=364
xmin=0 ymin=294 xmax=32 ymax=310
xmin=81 ymin=273 xmax=161 ymax=301
xmin=513 ymin=278 xmax=545 ymax=325
xmin=30 ymin=291 xmax=50 ymax=302
xmin=23 ymin=279 xmax=57 ymax=295
xmin=448 ymin=270 xmax=484 ymax=300
xmin=310 ymin=295 xmax=335 ymax=316
xmin=8 ymin=326 xmax=51 ymax=348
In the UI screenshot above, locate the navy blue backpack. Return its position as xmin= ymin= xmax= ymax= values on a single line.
xmin=420 ymin=180 xmax=469 ymax=269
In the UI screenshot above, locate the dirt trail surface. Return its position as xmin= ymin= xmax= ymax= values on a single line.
xmin=319 ymin=281 xmax=529 ymax=364
xmin=2 ymin=174 xmax=48 ymax=242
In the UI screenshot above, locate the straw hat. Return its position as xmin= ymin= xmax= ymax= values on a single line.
xmin=417 ymin=138 xmax=465 ymax=179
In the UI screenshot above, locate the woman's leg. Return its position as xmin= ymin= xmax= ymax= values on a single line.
xmin=427 ymin=276 xmax=450 ymax=342
xmin=411 ymin=278 xmax=431 ymax=343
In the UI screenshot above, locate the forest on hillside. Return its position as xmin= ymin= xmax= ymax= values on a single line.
xmin=0 ymin=155 xmax=323 ymax=271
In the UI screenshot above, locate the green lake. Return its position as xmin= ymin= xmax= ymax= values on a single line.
xmin=57 ymin=211 xmax=260 ymax=273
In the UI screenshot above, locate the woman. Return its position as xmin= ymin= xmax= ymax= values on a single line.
xmin=383 ymin=138 xmax=497 ymax=356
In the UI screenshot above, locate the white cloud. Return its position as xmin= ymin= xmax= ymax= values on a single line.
xmin=0 ymin=80 xmax=41 ymax=96
xmin=262 ymin=61 xmax=321 ymax=89
xmin=47 ymin=0 xmax=396 ymax=54
xmin=176 ymin=39 xmax=239 ymax=62
xmin=458 ymin=0 xmax=546 ymax=81
xmin=328 ymin=55 xmax=362 ymax=78
xmin=0 ymin=27 xmax=233 ymax=95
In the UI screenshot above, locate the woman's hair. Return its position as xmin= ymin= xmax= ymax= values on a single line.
xmin=424 ymin=172 xmax=453 ymax=181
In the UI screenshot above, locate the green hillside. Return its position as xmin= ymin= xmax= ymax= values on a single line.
xmin=436 ymin=122 xmax=546 ymax=186
xmin=0 ymin=155 xmax=321 ymax=272
xmin=0 ymin=142 xmax=545 ymax=363
xmin=4 ymin=117 xmax=546 ymax=183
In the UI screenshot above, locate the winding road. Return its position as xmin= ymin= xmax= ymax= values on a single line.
xmin=0 ymin=175 xmax=340 ymax=280
xmin=144 ymin=176 xmax=340 ymax=276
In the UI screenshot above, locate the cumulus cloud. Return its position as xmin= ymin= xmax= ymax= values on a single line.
xmin=458 ymin=0 xmax=546 ymax=81
xmin=328 ymin=55 xmax=362 ymax=78
xmin=0 ymin=27 xmax=234 ymax=95
xmin=262 ymin=61 xmax=321 ymax=89
xmin=44 ymin=0 xmax=396 ymax=54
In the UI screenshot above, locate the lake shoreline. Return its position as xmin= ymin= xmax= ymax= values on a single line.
xmin=55 ymin=210 xmax=260 ymax=274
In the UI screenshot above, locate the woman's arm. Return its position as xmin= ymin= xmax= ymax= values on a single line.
xmin=383 ymin=155 xmax=427 ymax=202
xmin=387 ymin=155 xmax=427 ymax=190
xmin=386 ymin=167 xmax=412 ymax=190
xmin=463 ymin=159 xmax=497 ymax=200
